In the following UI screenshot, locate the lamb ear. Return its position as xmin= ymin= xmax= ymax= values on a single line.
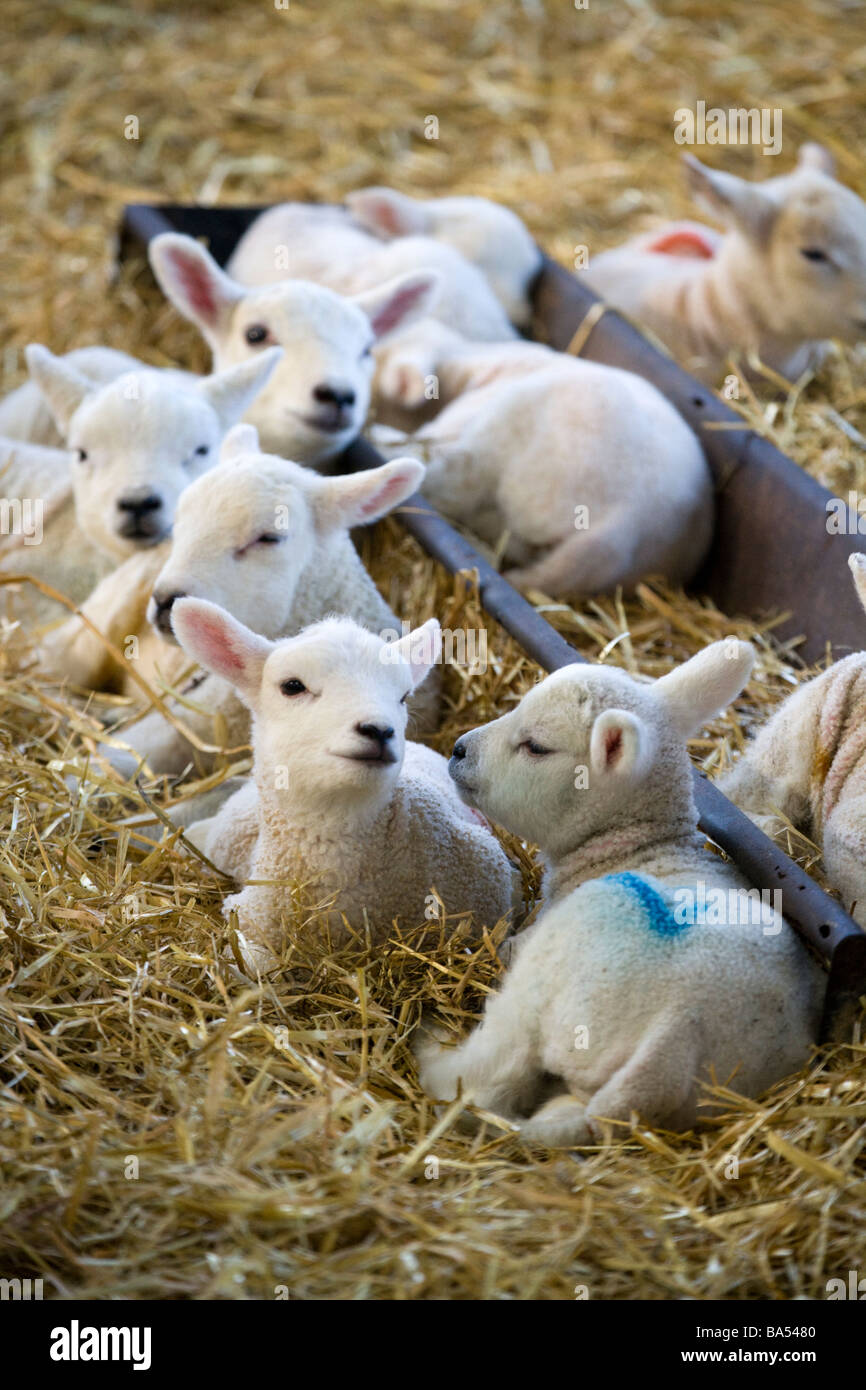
xmin=311 ymin=457 xmax=424 ymax=530
xmin=589 ymin=709 xmax=651 ymax=781
xmin=171 ymin=597 xmax=272 ymax=704
xmin=25 ymin=345 xmax=94 ymax=432
xmin=390 ymin=617 xmax=442 ymax=690
xmin=346 ymin=188 xmax=431 ymax=240
xmin=682 ymin=155 xmax=776 ymax=241
xmin=352 ymin=270 xmax=440 ymax=340
xmin=149 ymin=233 xmax=244 ymax=347
xmin=798 ymin=142 xmax=836 ymax=177
xmin=653 ymin=640 xmax=755 ymax=738
xmin=197 ymin=347 xmax=282 ymax=431
xmin=220 ymin=422 xmax=261 ymax=463
xmin=849 ymin=553 xmax=866 ymax=616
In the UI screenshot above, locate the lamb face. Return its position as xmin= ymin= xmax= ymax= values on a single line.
xmin=149 ymin=460 xmax=316 ymax=639
xmin=450 ymin=642 xmax=755 ymax=861
xmin=346 ymin=188 xmax=542 ymax=327
xmin=171 ymin=603 xmax=439 ymax=813
xmin=248 ymin=623 xmax=417 ymax=808
xmin=684 ymin=144 xmax=866 ymax=345
xmin=449 ymin=665 xmax=669 ymax=858
xmin=25 ymin=345 xmax=281 ymax=561
xmin=149 ymin=232 xmax=438 ymax=465
xmin=148 ymin=425 xmax=424 ymax=640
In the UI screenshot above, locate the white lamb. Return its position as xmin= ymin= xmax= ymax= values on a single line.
xmin=64 ymin=427 xmax=435 ymax=776
xmin=343 ymin=188 xmax=541 ymax=328
xmin=721 ymin=552 xmax=866 ymax=928
xmin=171 ymin=605 xmax=518 ymax=971
xmin=224 ymin=200 xmax=518 ymax=424
xmin=0 ymin=345 xmax=281 ymax=619
xmin=415 ymin=641 xmax=825 ymax=1147
xmin=225 ymin=200 xmax=517 ymax=339
xmin=148 ymin=232 xmax=442 ymax=454
xmin=374 ymin=323 xmax=713 ymax=598
xmin=582 ymin=143 xmax=866 ymax=385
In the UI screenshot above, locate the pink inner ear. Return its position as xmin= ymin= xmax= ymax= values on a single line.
xmin=355 ymin=470 xmax=414 ymax=519
xmin=187 ymin=610 xmax=246 ymax=677
xmin=604 ymin=726 xmax=623 ymax=765
xmin=645 ymin=228 xmax=716 ymax=260
xmin=368 ymin=197 xmax=406 ymax=237
xmin=168 ymin=249 xmax=219 ymax=323
xmin=369 ymin=282 xmax=428 ymax=337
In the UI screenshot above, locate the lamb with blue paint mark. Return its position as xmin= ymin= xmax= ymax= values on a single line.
xmin=721 ymin=552 xmax=866 ymax=928
xmin=171 ymin=605 xmax=519 ymax=973
xmin=415 ymin=641 xmax=824 ymax=1147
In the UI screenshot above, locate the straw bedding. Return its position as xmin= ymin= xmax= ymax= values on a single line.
xmin=1 ymin=0 xmax=865 ymax=1301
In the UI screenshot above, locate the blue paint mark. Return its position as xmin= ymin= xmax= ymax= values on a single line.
xmin=601 ymin=871 xmax=691 ymax=937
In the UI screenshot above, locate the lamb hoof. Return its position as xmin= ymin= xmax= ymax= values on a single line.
xmin=95 ymin=742 xmax=142 ymax=780
xmin=518 ymin=1095 xmax=594 ymax=1149
xmin=235 ymin=932 xmax=279 ymax=977
xmin=378 ymin=358 xmax=428 ymax=409
xmin=411 ymin=1015 xmax=458 ymax=1094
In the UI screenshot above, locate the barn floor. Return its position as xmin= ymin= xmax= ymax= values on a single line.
xmin=1 ymin=0 xmax=865 ymax=1300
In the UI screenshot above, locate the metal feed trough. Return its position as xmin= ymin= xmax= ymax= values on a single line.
xmin=120 ymin=202 xmax=866 ymax=1042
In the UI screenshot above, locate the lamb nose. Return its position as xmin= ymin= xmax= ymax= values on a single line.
xmin=451 ymin=738 xmax=467 ymax=761
xmin=155 ymin=592 xmax=184 ymax=614
xmin=313 ymin=384 xmax=356 ymax=409
xmin=356 ymin=722 xmax=394 ymax=747
xmin=118 ymin=493 xmax=162 ymax=516
xmin=153 ymin=592 xmax=185 ymax=630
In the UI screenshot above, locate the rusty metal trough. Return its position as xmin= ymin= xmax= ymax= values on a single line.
xmin=119 ymin=202 xmax=866 ymax=1041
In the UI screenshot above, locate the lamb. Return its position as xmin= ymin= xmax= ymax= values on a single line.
xmin=0 ymin=345 xmax=281 ymax=619
xmin=230 ymin=189 xmax=541 ymax=329
xmin=225 ymin=200 xmax=517 ymax=340
xmin=415 ymin=641 xmax=825 ymax=1147
xmin=171 ymin=605 xmax=518 ymax=971
xmin=582 ymin=143 xmax=866 ymax=385
xmin=720 ymin=552 xmax=866 ymax=928
xmin=68 ymin=427 xmax=437 ymax=776
xmin=0 ymin=347 xmax=143 ymax=614
xmin=25 ymin=343 xmax=282 ymax=561
xmin=148 ymin=232 xmax=443 ymax=455
xmin=223 ymin=200 xmax=518 ymax=426
xmin=372 ymin=323 xmax=713 ymax=598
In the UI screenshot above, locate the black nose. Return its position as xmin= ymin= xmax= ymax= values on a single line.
xmin=152 ymin=592 xmax=185 ymax=634
xmin=356 ymin=722 xmax=394 ymax=748
xmin=117 ymin=493 xmax=162 ymax=516
xmin=451 ymin=738 xmax=467 ymax=761
xmin=313 ymin=384 xmax=356 ymax=409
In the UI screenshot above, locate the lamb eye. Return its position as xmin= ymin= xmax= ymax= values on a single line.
xmin=194 ymin=445 xmax=209 ymax=456
xmin=400 ymin=690 xmax=410 ymax=704
xmin=280 ymin=678 xmax=307 ymax=697
xmin=362 ymin=342 xmax=374 ymax=358
xmin=801 ymin=247 xmax=829 ymax=264
xmin=76 ymin=448 xmax=88 ymax=463
xmin=255 ymin=533 xmax=283 ymax=546
xmin=245 ymin=324 xmax=270 ymax=345
xmin=520 ymin=738 xmax=552 ymax=757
